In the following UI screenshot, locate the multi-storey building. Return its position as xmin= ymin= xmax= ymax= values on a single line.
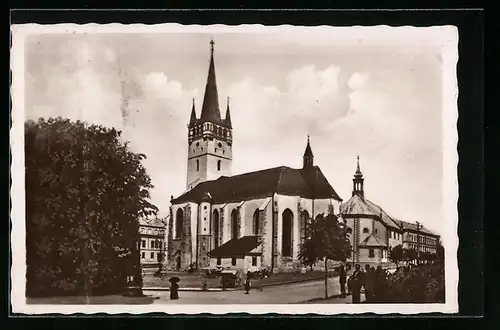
xmin=139 ymin=217 xmax=167 ymax=270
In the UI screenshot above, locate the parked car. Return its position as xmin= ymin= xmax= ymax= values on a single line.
xmin=220 ymin=269 xmax=242 ymax=288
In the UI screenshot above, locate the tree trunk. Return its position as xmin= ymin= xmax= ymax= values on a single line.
xmin=324 ymin=257 xmax=328 ymax=298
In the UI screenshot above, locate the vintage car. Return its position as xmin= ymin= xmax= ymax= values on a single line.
xmin=200 ymin=266 xmax=226 ymax=279
xmin=246 ymin=266 xmax=271 ymax=279
xmin=219 ymin=269 xmax=242 ymax=288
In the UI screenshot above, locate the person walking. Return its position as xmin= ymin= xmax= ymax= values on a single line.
xmin=349 ymin=264 xmax=363 ymax=303
xmin=339 ymin=265 xmax=347 ymax=298
xmin=244 ymin=271 xmax=252 ymax=294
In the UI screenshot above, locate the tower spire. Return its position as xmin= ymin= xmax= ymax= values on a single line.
xmin=352 ymin=155 xmax=364 ymax=198
xmin=189 ymin=97 xmax=197 ymax=127
xmin=199 ymin=39 xmax=222 ymax=125
xmin=303 ymin=135 xmax=314 ymax=169
xmin=224 ymin=96 xmax=232 ymax=128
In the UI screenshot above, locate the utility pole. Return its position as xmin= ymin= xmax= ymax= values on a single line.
xmin=416 ymin=221 xmax=422 ymax=265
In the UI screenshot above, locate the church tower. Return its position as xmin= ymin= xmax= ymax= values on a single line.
xmin=186 ymin=40 xmax=233 ymax=190
xmin=352 ymin=155 xmax=364 ymax=198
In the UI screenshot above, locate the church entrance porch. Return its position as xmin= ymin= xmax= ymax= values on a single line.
xmin=207 ymin=235 xmax=262 ymax=273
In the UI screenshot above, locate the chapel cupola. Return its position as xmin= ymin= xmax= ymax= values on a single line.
xmin=303 ymin=135 xmax=314 ymax=169
xmin=352 ymin=155 xmax=364 ymax=198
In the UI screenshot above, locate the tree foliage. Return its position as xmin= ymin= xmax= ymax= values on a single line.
xmin=389 ymin=245 xmax=404 ymax=266
xmin=299 ymin=213 xmax=351 ymax=297
xmin=25 ymin=117 xmax=158 ymax=297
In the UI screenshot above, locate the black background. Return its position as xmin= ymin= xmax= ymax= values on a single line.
xmin=8 ymin=3 xmax=488 ymax=329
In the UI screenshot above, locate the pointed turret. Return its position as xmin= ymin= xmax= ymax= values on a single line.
xmin=199 ymin=40 xmax=222 ymax=125
xmin=224 ymin=97 xmax=232 ymax=128
xmin=189 ymin=97 xmax=197 ymax=127
xmin=352 ymin=155 xmax=365 ymax=198
xmin=303 ymin=135 xmax=314 ymax=169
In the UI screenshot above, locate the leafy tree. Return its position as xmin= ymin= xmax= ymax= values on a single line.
xmin=404 ymin=248 xmax=418 ymax=265
xmin=389 ymin=245 xmax=404 ymax=267
xmin=25 ymin=117 xmax=158 ymax=297
xmin=298 ymin=213 xmax=351 ymax=298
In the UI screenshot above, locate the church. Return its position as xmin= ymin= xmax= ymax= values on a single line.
xmin=165 ymin=40 xmax=439 ymax=273
xmin=166 ymin=41 xmax=343 ymax=273
xmin=340 ymin=157 xmax=440 ymax=267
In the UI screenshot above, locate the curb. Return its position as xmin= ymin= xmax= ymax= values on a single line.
xmin=144 ymin=287 xmax=238 ymax=292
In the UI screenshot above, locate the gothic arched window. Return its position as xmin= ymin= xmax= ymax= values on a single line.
xmin=217 ymin=160 xmax=221 ymax=171
xmin=175 ymin=208 xmax=184 ymax=239
xmin=231 ymin=209 xmax=239 ymax=239
xmin=213 ymin=209 xmax=220 ymax=248
xmin=196 ymin=159 xmax=200 ymax=171
xmin=282 ymin=209 xmax=293 ymax=257
xmin=302 ymin=210 xmax=310 ymax=242
xmin=253 ymin=209 xmax=260 ymax=236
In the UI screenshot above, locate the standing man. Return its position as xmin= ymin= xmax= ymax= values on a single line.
xmin=364 ymin=264 xmax=374 ymax=303
xmin=349 ymin=264 xmax=363 ymax=303
xmin=339 ymin=265 xmax=347 ymax=298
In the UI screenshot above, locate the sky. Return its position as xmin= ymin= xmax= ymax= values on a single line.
xmin=24 ymin=26 xmax=446 ymax=234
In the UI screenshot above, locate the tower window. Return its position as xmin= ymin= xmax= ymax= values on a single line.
xmin=196 ymin=159 xmax=199 ymax=171
xmin=363 ymin=227 xmax=369 ymax=234
xmin=217 ymin=160 xmax=221 ymax=171
xmin=369 ymin=249 xmax=375 ymax=258
xmin=218 ymin=142 xmax=222 ymax=148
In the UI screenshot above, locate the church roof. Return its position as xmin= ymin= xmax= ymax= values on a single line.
xmin=199 ymin=40 xmax=224 ymax=127
xmin=360 ymin=234 xmax=386 ymax=247
xmin=395 ymin=220 xmax=439 ymax=237
xmin=207 ymin=236 xmax=261 ymax=258
xmin=172 ymin=165 xmax=342 ymax=204
xmin=340 ymin=194 xmax=401 ymax=230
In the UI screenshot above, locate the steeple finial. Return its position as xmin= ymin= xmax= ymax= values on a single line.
xmin=210 ymin=39 xmax=215 ymax=55
xmin=356 ymin=155 xmax=361 ymax=173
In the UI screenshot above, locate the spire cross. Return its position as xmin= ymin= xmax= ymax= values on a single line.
xmin=307 ymin=134 xmax=310 ymax=143
xmin=227 ymin=96 xmax=230 ymax=106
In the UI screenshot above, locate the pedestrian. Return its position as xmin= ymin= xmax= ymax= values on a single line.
xmin=373 ymin=266 xmax=385 ymax=303
xmin=169 ymin=281 xmax=179 ymax=300
xmin=349 ymin=264 xmax=363 ymax=303
xmin=339 ymin=265 xmax=347 ymax=298
xmin=363 ymin=264 xmax=375 ymax=302
xmin=244 ymin=271 xmax=252 ymax=294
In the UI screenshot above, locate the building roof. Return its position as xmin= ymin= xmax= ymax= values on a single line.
xmin=340 ymin=194 xmax=401 ymax=230
xmin=396 ymin=220 xmax=438 ymax=237
xmin=207 ymin=236 xmax=261 ymax=258
xmin=360 ymin=234 xmax=386 ymax=247
xmin=171 ymin=165 xmax=342 ymax=204
xmin=139 ymin=217 xmax=166 ymax=228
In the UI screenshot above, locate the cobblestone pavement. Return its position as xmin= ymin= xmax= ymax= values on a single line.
xmin=145 ymin=278 xmax=363 ymax=304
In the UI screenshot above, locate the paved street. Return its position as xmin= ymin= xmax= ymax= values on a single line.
xmin=145 ymin=278 xmax=361 ymax=304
